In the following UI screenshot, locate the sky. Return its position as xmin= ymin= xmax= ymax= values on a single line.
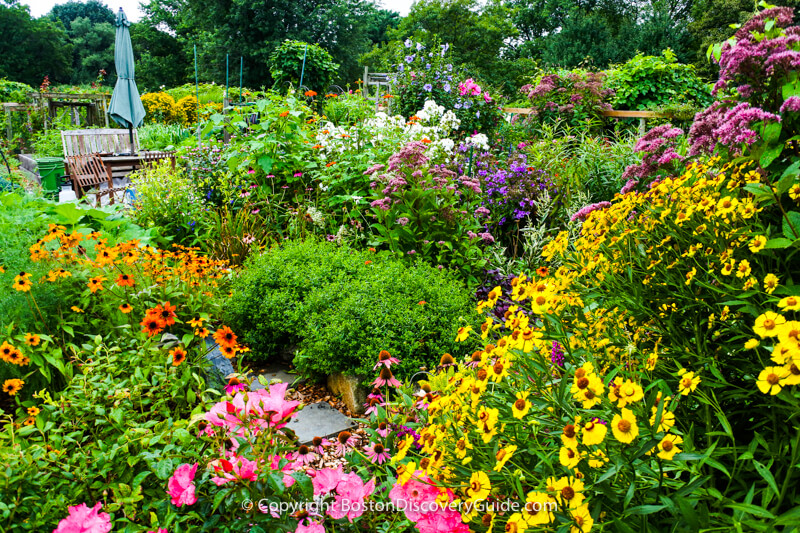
xmin=23 ymin=0 xmax=417 ymax=21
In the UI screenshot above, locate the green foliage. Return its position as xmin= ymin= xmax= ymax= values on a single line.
xmin=607 ymin=50 xmax=713 ymax=111
xmin=137 ymin=123 xmax=191 ymax=151
xmin=0 ymin=3 xmax=73 ymax=85
xmin=225 ymin=239 xmax=475 ymax=381
xmin=269 ymin=40 xmax=340 ymax=93
xmin=0 ymin=78 xmax=34 ymax=103
xmin=322 ymin=91 xmax=376 ymax=126
xmin=0 ymin=335 xmax=212 ymax=530
xmin=128 ymin=161 xmax=203 ymax=246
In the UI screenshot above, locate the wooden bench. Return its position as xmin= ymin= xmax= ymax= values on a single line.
xmin=61 ymin=129 xmax=141 ymax=185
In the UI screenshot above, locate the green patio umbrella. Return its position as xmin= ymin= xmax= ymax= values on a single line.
xmin=108 ymin=8 xmax=146 ymax=154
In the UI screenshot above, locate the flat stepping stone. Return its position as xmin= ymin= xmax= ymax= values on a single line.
xmin=286 ymin=402 xmax=355 ymax=444
xmin=249 ymin=365 xmax=301 ymax=390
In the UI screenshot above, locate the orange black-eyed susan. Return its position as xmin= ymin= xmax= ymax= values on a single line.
xmin=213 ymin=326 xmax=237 ymax=348
xmin=170 ymin=346 xmax=187 ymax=366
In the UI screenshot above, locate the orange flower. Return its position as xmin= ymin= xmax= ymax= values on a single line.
xmin=170 ymin=346 xmax=187 ymax=366
xmin=119 ymin=303 xmax=133 ymax=314
xmin=13 ymin=272 xmax=32 ymax=292
xmin=304 ymin=90 xmax=317 ymax=97
xmin=213 ymin=326 xmax=238 ymax=348
xmin=382 ymin=94 xmax=394 ymax=99
xmin=24 ymin=333 xmax=40 ymax=347
xmin=195 ymin=327 xmax=209 ymax=338
xmin=2 ymin=378 xmax=24 ymax=396
xmin=116 ymin=273 xmax=135 ymax=287
xmin=421 ymin=138 xmax=432 ymax=144
xmin=141 ymin=313 xmax=165 ymax=337
xmin=87 ymin=276 xmax=106 ymax=293
xmin=220 ymin=344 xmax=238 ymax=358
xmin=155 ymin=301 xmax=178 ymax=326
xmin=279 ymin=111 xmax=290 ymax=117
xmin=326 ymin=161 xmax=337 ymax=167
xmin=365 ymin=260 xmax=373 ymax=265
xmin=312 ymin=144 xmax=323 ymax=149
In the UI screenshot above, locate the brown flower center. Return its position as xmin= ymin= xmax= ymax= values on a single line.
xmin=576 ymin=377 xmax=589 ymax=389
xmin=564 ymin=424 xmax=576 ymax=438
xmin=661 ymin=440 xmax=674 ymax=452
xmin=514 ymin=399 xmax=527 ymax=410
xmin=617 ymin=420 xmax=631 ymax=433
xmin=561 ymin=486 xmax=575 ymax=500
xmin=767 ymin=373 xmax=780 ymax=385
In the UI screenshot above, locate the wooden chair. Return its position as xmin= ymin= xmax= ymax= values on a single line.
xmin=65 ymin=154 xmax=126 ymax=207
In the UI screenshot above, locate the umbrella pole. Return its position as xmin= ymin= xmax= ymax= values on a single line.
xmin=129 ymin=125 xmax=134 ymax=155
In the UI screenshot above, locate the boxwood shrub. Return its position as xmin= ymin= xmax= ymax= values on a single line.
xmin=224 ymin=239 xmax=477 ymax=382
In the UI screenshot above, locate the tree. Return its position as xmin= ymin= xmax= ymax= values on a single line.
xmin=49 ymin=0 xmax=114 ymax=29
xmin=0 ymin=3 xmax=72 ymax=85
xmin=130 ymin=22 xmax=189 ymax=91
xmin=68 ymin=17 xmax=115 ymax=85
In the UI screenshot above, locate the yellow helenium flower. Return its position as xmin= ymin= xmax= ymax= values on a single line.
xmin=493 ymin=444 xmax=517 ymax=471
xmin=756 ymin=366 xmax=789 ymax=395
xmin=570 ymin=503 xmax=594 ymax=533
xmin=744 ymin=338 xmax=760 ymax=350
xmin=523 ymin=491 xmax=555 ymax=526
xmin=778 ymin=296 xmax=800 ymax=311
xmin=466 ymin=471 xmax=491 ymax=502
xmin=656 ymin=434 xmax=683 ymax=460
xmin=650 ymin=407 xmax=676 ymax=432
xmin=511 ymin=391 xmax=531 ymax=419
xmin=754 ymin=311 xmax=786 ymax=338
xmin=764 ymin=273 xmax=780 ymax=294
xmin=581 ymin=420 xmax=607 ymax=446
xmin=553 ymin=476 xmax=585 ymax=509
xmin=778 ymin=321 xmax=800 ymax=347
xmin=677 ymin=370 xmax=701 ymax=395
xmin=396 ymin=461 xmax=416 ymax=485
xmin=749 ymin=235 xmax=767 ymax=253
xmin=559 ymin=446 xmax=582 ymax=469
xmin=611 ymin=408 xmax=639 ymax=444
xmin=782 ymin=359 xmax=800 ymax=386
xmin=456 ymin=326 xmax=472 ymax=342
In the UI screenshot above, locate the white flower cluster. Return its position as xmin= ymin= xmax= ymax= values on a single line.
xmin=315 ymin=100 xmax=460 ymax=159
xmin=463 ymin=133 xmax=490 ymax=152
xmin=306 ymin=206 xmax=325 ymax=227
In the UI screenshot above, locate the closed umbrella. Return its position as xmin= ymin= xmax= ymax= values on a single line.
xmin=108 ymin=8 xmax=146 ymax=155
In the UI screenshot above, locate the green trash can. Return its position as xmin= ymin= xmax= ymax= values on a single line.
xmin=35 ymin=157 xmax=65 ymax=201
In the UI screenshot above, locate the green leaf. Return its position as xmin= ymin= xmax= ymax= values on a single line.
xmin=760 ymin=144 xmax=783 ymax=168
xmin=152 ymin=458 xmax=174 ymax=480
xmin=765 ymin=237 xmax=794 ymax=249
xmin=625 ymin=504 xmax=666 ymax=516
xmin=291 ymin=471 xmax=314 ymax=500
xmin=782 ymin=211 xmax=800 ymax=241
xmin=752 ymin=460 xmax=780 ymax=498
xmin=763 ymin=122 xmax=782 ymax=145
xmin=725 ymin=503 xmax=775 ymax=519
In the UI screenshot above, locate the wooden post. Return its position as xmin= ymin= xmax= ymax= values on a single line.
xmin=5 ymin=107 xmax=11 ymax=143
xmin=103 ymin=95 xmax=109 ymax=127
xmin=363 ymin=66 xmax=369 ymax=98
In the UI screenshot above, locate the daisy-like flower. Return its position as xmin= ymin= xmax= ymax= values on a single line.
xmin=24 ymin=333 xmax=40 ymax=347
xmin=465 ymin=471 xmax=491 ymax=502
xmin=2 ymin=378 xmax=24 ymax=395
xmin=13 ymin=272 xmax=32 ymax=292
xmin=365 ymin=442 xmax=391 ymax=464
xmin=220 ymin=344 xmax=238 ymax=358
xmin=677 ymin=369 xmax=701 ymax=395
xmin=493 ymin=444 xmax=517 ymax=471
xmin=512 ymin=391 xmax=532 ymax=419
xmin=524 ymin=491 xmax=555 ymax=526
xmin=225 ymin=376 xmax=246 ymax=394
xmin=373 ymin=349 xmax=399 ymax=370
xmin=559 ymin=445 xmax=582 ymax=469
xmin=754 ymin=311 xmax=786 ymax=338
xmin=335 ymin=430 xmax=357 ymax=455
xmin=570 ymin=503 xmax=594 ymax=533
xmin=188 ymin=317 xmax=205 ymax=328
xmin=764 ymin=273 xmax=780 ymax=294
xmin=553 ymin=476 xmax=585 ymax=509
xmin=195 ymin=327 xmax=209 ymax=338
xmin=71 ymin=306 xmax=83 ymax=313
xmin=292 ymin=444 xmax=318 ymax=466
xmin=456 ymin=326 xmax=473 ymax=342
xmin=27 ymin=406 xmax=40 ymax=417
xmin=141 ymin=314 xmax=165 ymax=338
xmin=756 ymin=366 xmax=789 ymax=395
xmin=119 ymin=303 xmax=133 ymax=314
xmin=115 ymin=273 xmax=135 ymax=287
xmin=655 ymin=434 xmax=683 ymax=460
xmin=611 ymin=408 xmax=639 ymax=444
xmin=376 ymin=421 xmax=390 ymax=438
xmin=170 ymin=346 xmax=187 ymax=366
xmin=87 ymin=276 xmax=106 ymax=293
xmin=156 ymin=301 xmax=178 ymax=326
xmin=311 ymin=436 xmax=330 ymax=454
xmin=749 ymin=235 xmax=767 ymax=253
xmin=373 ymin=367 xmax=401 ymax=387
xmin=213 ymin=325 xmax=237 ymax=348
xmin=778 ymin=296 xmax=800 ymax=311
xmin=581 ymin=419 xmax=607 ymax=446
xmin=744 ymin=338 xmax=760 ymax=350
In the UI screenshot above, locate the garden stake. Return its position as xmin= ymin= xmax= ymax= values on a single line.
xmin=225 ymin=54 xmax=229 ymax=105
xmin=239 ymin=57 xmax=243 ymax=103
xmin=299 ymin=43 xmax=308 ymax=90
xmin=194 ymin=44 xmax=200 ymax=145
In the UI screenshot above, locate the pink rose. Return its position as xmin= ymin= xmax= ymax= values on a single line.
xmin=167 ymin=463 xmax=198 ymax=507
xmin=53 ymin=502 xmax=112 ymax=533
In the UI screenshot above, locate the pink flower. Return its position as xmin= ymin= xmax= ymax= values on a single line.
xmin=294 ymin=522 xmax=325 ymax=533
xmin=416 ymin=508 xmax=469 ymax=533
xmin=373 ymin=350 xmax=400 ymax=370
xmin=327 ymin=473 xmax=376 ymax=522
xmin=211 ymin=454 xmax=259 ymax=485
xmin=53 ymin=502 xmax=111 ymax=533
xmin=311 ymin=466 xmax=346 ymax=496
xmin=167 ymin=463 xmax=198 ymax=507
xmin=148 ymin=530 xmax=168 ymax=533
xmin=365 ymin=442 xmax=391 ymax=464
xmin=373 ymin=367 xmax=401 ymax=388
xmin=389 ymin=473 xmax=440 ymax=522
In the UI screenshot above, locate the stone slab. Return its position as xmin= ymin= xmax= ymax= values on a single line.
xmin=286 ymin=401 xmax=355 ymax=444
xmin=249 ymin=365 xmax=300 ymax=390
xmin=204 ymin=337 xmax=235 ymax=391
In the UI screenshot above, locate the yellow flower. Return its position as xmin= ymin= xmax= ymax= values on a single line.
xmin=570 ymin=503 xmax=594 ymax=533
xmin=615 ymin=380 xmax=644 ymax=408
xmin=749 ymin=235 xmax=767 ymax=253
xmin=655 ymin=434 xmax=683 ymax=460
xmin=685 ymin=267 xmax=697 ymax=285
xmin=764 ymin=273 xmax=780 ymax=294
xmin=553 ymin=476 xmax=585 ymax=509
xmin=650 ymin=407 xmax=676 ymax=432
xmin=790 ymin=183 xmax=800 ymax=201
xmin=396 ymin=461 xmax=416 ymax=485
xmin=581 ymin=419 xmax=607 ymax=446
xmin=756 ymin=366 xmax=789 ymax=395
xmin=454 ymin=435 xmax=473 ymax=460
xmin=392 ymin=435 xmax=414 ymax=464
xmin=587 ymin=449 xmax=608 ymax=468
xmin=754 ymin=311 xmax=786 ymax=338
xmin=71 ymin=306 xmax=84 ymax=313
xmin=456 ymin=326 xmax=472 ymax=342
xmin=2 ymin=378 xmax=24 ymax=395
xmin=523 ymin=491 xmax=556 ymax=526
xmin=778 ymin=321 xmax=800 ymax=347
xmin=677 ymin=370 xmax=701 ymax=395
xmin=744 ymin=338 xmax=760 ymax=350
xmin=466 ymin=471 xmax=491 ymax=502
xmin=493 ymin=445 xmax=517 ymax=471
xmin=504 ymin=513 xmax=528 ymax=533
xmin=782 ymin=359 xmax=800 ymax=386
xmin=716 ymin=196 xmax=738 ymax=215
xmin=488 ymin=359 xmax=509 ymax=382
xmin=778 ymin=296 xmax=800 ymax=311
xmin=611 ymin=408 xmax=639 ymax=444
xmin=559 ymin=445 xmax=582 ymax=469
xmin=511 ymin=391 xmax=531 ymax=419
xmin=24 ymin=333 xmax=41 ymax=347
xmin=735 ymin=259 xmax=751 ymax=278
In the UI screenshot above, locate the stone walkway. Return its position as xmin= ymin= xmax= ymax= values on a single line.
xmin=204 ymin=338 xmax=355 ymax=444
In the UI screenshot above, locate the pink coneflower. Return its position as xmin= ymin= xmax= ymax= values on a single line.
xmin=376 ymin=421 xmax=390 ymax=438
xmin=311 ymin=436 xmax=330 ymax=454
xmin=335 ymin=430 xmax=357 ymax=455
xmin=225 ymin=377 xmax=246 ymax=395
xmin=373 ymin=350 xmax=399 ymax=370
xmin=365 ymin=442 xmax=391 ymax=464
xmin=247 ymin=169 xmax=255 ymax=174
xmin=364 ymin=396 xmax=383 ymax=416
xmin=373 ymin=367 xmax=401 ymax=388
xmin=292 ymin=444 xmax=317 ymax=466
xmin=293 ymin=172 xmax=303 ymax=178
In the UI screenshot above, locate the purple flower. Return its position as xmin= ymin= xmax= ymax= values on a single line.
xmin=405 ymin=55 xmax=415 ymax=64
xmin=781 ymin=96 xmax=800 ymax=113
xmin=443 ymin=82 xmax=451 ymax=93
xmin=571 ymin=201 xmax=611 ymax=222
xmin=397 ymin=217 xmax=410 ymax=226
xmin=423 ymin=83 xmax=432 ymax=92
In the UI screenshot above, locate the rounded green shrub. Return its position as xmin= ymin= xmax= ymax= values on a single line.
xmin=224 ymin=239 xmax=477 ymax=382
